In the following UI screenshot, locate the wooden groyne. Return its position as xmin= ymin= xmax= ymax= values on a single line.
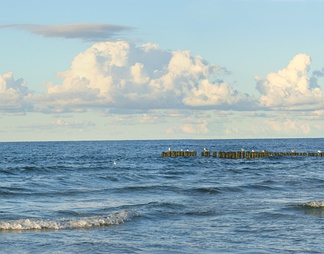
xmin=162 ymin=150 xmax=323 ymax=159
xmin=161 ymin=151 xmax=197 ymax=157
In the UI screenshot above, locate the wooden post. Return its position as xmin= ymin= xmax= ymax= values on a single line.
xmin=163 ymin=149 xmax=324 ymax=159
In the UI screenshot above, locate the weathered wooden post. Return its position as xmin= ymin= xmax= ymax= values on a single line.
xmin=201 ymin=151 xmax=210 ymax=157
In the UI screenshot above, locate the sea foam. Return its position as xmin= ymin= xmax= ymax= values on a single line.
xmin=299 ymin=201 xmax=324 ymax=208
xmin=0 ymin=210 xmax=134 ymax=231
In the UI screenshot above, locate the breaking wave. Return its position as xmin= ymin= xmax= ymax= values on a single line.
xmin=0 ymin=210 xmax=135 ymax=231
xmin=298 ymin=201 xmax=324 ymax=208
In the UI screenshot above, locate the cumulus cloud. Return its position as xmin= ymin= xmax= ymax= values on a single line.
xmin=256 ymin=54 xmax=323 ymax=109
xmin=166 ymin=118 xmax=209 ymax=135
xmin=264 ymin=118 xmax=311 ymax=134
xmin=39 ymin=41 xmax=255 ymax=111
xmin=0 ymin=72 xmax=32 ymax=112
xmin=0 ymin=23 xmax=133 ymax=42
xmin=181 ymin=119 xmax=208 ymax=134
xmin=3 ymin=40 xmax=322 ymax=117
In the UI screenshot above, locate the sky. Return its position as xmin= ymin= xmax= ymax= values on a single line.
xmin=0 ymin=0 xmax=323 ymax=142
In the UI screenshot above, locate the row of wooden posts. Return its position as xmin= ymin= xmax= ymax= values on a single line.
xmin=162 ymin=150 xmax=323 ymax=158
xmin=161 ymin=151 xmax=197 ymax=157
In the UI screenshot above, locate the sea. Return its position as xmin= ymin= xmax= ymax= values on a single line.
xmin=0 ymin=138 xmax=324 ymax=253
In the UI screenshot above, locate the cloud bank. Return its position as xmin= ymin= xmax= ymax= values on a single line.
xmin=0 ymin=24 xmax=133 ymax=41
xmin=39 ymin=41 xmax=254 ymax=111
xmin=0 ymin=41 xmax=323 ymax=115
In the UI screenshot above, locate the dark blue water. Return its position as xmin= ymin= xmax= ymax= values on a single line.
xmin=0 ymin=139 xmax=324 ymax=253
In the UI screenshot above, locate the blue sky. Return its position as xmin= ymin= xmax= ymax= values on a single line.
xmin=0 ymin=0 xmax=323 ymax=141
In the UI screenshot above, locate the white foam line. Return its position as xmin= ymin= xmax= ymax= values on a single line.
xmin=300 ymin=201 xmax=324 ymax=208
xmin=0 ymin=210 xmax=134 ymax=231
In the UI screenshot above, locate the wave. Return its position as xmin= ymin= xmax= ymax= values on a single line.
xmin=242 ymin=183 xmax=274 ymax=191
xmin=188 ymin=187 xmax=222 ymax=195
xmin=0 ymin=210 xmax=135 ymax=231
xmin=291 ymin=201 xmax=324 ymax=216
xmin=298 ymin=201 xmax=324 ymax=208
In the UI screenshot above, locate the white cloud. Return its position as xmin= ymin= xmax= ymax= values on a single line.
xmin=40 ymin=41 xmax=255 ymax=111
xmin=182 ymin=79 xmax=250 ymax=107
xmin=181 ymin=122 xmax=208 ymax=134
xmin=0 ymin=72 xmax=32 ymax=113
xmin=264 ymin=118 xmax=311 ymax=134
xmin=256 ymin=54 xmax=324 ymax=109
xmin=166 ymin=118 xmax=209 ymax=135
xmin=2 ymin=43 xmax=322 ymax=122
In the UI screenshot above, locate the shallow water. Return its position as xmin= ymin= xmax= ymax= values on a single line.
xmin=0 ymin=139 xmax=324 ymax=253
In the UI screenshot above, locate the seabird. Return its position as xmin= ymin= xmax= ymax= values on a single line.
xmin=318 ymin=150 xmax=322 ymax=153
xmin=204 ymin=148 xmax=208 ymax=152
xmin=241 ymin=148 xmax=245 ymax=152
xmin=251 ymin=150 xmax=255 ymax=152
xmin=291 ymin=149 xmax=295 ymax=153
xmin=168 ymin=147 xmax=171 ymax=151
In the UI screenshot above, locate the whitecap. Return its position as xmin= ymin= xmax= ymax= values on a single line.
xmin=299 ymin=201 xmax=324 ymax=208
xmin=0 ymin=210 xmax=135 ymax=231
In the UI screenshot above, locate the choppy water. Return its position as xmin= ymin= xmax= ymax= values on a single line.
xmin=0 ymin=138 xmax=324 ymax=253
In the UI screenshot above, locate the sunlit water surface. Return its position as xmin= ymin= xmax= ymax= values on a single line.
xmin=0 ymin=139 xmax=324 ymax=253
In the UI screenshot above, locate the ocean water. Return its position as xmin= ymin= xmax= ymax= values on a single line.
xmin=0 ymin=138 xmax=324 ymax=253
